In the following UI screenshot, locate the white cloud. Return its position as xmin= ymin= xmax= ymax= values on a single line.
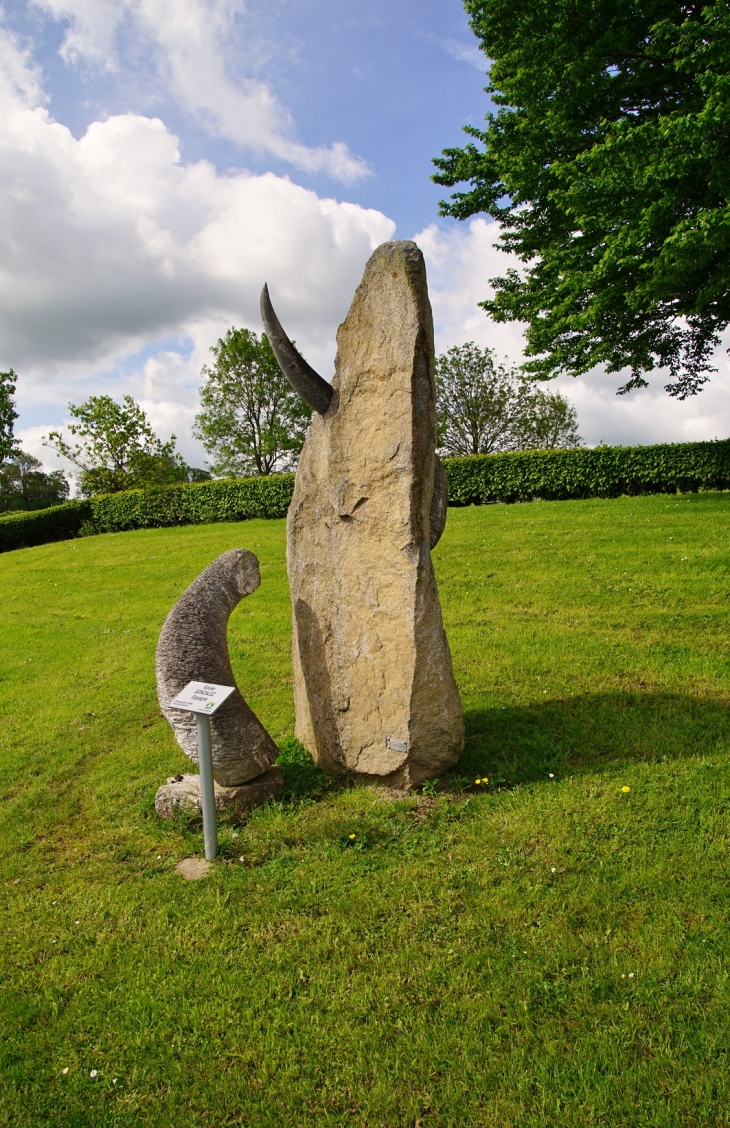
xmin=32 ymin=0 xmax=370 ymax=182
xmin=417 ymin=218 xmax=526 ymax=360
xmin=5 ymin=11 xmax=726 ymax=477
xmin=0 ymin=23 xmax=392 ymax=466
xmin=0 ymin=25 xmax=393 ymax=373
xmin=438 ymin=37 xmax=486 ymax=72
xmin=417 ymin=217 xmax=730 ymax=446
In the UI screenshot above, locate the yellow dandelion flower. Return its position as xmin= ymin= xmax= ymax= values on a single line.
xmin=475 ymin=779 xmax=481 ymax=785
xmin=349 ymin=833 xmax=356 ymax=839
xmin=621 ymin=786 xmax=631 ymax=793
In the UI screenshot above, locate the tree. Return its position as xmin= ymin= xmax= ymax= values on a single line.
xmin=436 ymin=342 xmax=582 ymax=456
xmin=44 ymin=395 xmax=209 ymax=496
xmin=0 ymin=452 xmax=69 ymax=513
xmin=194 ymin=328 xmax=312 ymax=477
xmin=433 ymin=0 xmax=730 ymax=398
xmin=0 ymin=370 xmax=19 ymax=464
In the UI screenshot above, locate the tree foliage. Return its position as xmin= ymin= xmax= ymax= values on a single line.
xmin=0 ymin=370 xmax=19 ymax=464
xmin=436 ymin=342 xmax=582 ymax=456
xmin=0 ymin=452 xmax=69 ymax=513
xmin=194 ymin=328 xmax=312 ymax=477
xmin=45 ymin=395 xmax=209 ymax=497
xmin=433 ymin=0 xmax=730 ymax=397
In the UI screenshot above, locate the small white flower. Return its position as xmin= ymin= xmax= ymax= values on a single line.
xmin=156 ymin=856 xmax=161 ymax=860
xmin=239 ymin=855 xmax=244 ymax=862
xmin=75 ymin=920 xmax=80 ymax=925
xmin=628 ymin=972 xmax=635 ymax=979
xmin=112 ymin=1079 xmax=118 ymax=1085
xmin=62 ymin=1067 xmax=69 ymax=1075
xmin=548 ymin=773 xmax=555 ymax=779
xmin=231 ymin=832 xmax=239 ymax=839
xmin=621 ymin=973 xmax=625 ymax=979
xmin=90 ymin=1070 xmax=98 ymax=1078
xmin=550 ymin=867 xmax=556 ymax=873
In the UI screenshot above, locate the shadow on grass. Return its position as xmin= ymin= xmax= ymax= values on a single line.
xmin=276 ymin=736 xmax=347 ymax=801
xmin=271 ymin=692 xmax=730 ymax=801
xmin=457 ymin=692 xmax=730 ymax=786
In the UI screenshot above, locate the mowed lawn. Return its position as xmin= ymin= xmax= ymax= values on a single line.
xmin=1 ymin=492 xmax=729 ymax=1128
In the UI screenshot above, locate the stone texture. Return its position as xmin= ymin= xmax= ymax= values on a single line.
xmin=156 ymin=549 xmax=279 ymax=786
xmin=155 ymin=766 xmax=284 ymax=819
xmin=287 ymin=239 xmax=464 ymax=789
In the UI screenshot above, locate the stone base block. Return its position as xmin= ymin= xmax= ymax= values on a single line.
xmin=155 ymin=766 xmax=284 ymax=820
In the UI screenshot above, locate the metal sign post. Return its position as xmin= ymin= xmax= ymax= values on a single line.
xmin=168 ymin=681 xmax=236 ymax=862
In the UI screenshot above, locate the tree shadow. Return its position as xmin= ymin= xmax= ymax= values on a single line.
xmin=456 ymin=692 xmax=730 ymax=786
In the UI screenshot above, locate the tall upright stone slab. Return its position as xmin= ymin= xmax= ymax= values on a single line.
xmin=285 ymin=240 xmax=463 ymax=789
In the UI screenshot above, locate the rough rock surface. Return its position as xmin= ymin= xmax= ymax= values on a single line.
xmin=156 ymin=549 xmax=278 ymax=786
xmin=155 ymin=767 xmax=284 ymax=819
xmin=287 ymin=239 xmax=464 ymax=789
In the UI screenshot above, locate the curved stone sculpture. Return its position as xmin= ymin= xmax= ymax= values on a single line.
xmin=264 ymin=240 xmax=464 ymax=790
xmin=156 ymin=549 xmax=278 ymax=786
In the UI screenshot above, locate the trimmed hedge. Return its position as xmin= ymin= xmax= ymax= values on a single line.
xmin=88 ymin=474 xmax=295 ymax=533
xmin=1 ymin=440 xmax=728 ymax=553
xmin=0 ymin=475 xmax=294 ymax=554
xmin=0 ymin=499 xmax=93 ymax=552
xmin=444 ymin=440 xmax=730 ymax=506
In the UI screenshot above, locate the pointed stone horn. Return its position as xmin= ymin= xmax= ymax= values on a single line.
xmin=260 ymin=284 xmax=333 ymax=415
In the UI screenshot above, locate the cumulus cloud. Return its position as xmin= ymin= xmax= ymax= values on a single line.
xmin=4 ymin=9 xmax=726 ymax=480
xmin=0 ymin=22 xmax=391 ymax=469
xmin=416 ymin=218 xmax=526 ymax=360
xmin=0 ymin=25 xmax=393 ymax=376
xmin=32 ymin=0 xmax=370 ymax=182
xmin=418 ymin=218 xmax=730 ymax=447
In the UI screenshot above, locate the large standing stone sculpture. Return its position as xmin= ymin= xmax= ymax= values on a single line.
xmin=261 ymin=239 xmax=463 ymax=789
xmin=155 ymin=549 xmax=282 ymax=816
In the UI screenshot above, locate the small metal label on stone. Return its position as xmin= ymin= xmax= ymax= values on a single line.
xmin=169 ymin=681 xmax=235 ymax=715
xmin=386 ymin=736 xmax=407 ymax=753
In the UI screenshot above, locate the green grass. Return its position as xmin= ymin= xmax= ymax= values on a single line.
xmin=1 ymin=492 xmax=729 ymax=1127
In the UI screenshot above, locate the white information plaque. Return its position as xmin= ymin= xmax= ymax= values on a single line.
xmin=168 ymin=681 xmax=235 ymax=715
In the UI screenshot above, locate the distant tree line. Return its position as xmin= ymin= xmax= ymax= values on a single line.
xmin=0 ymin=370 xmax=68 ymax=513
xmin=435 ymin=342 xmax=581 ymax=457
xmin=192 ymin=329 xmax=580 ymax=472
xmin=0 ymin=369 xmax=210 ymax=511
xmin=0 ymin=333 xmax=581 ymax=513
xmin=44 ymin=395 xmax=209 ymax=496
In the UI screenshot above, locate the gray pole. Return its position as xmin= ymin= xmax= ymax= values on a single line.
xmin=196 ymin=712 xmax=218 ymax=861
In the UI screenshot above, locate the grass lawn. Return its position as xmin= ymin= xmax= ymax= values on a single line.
xmin=1 ymin=491 xmax=730 ymax=1127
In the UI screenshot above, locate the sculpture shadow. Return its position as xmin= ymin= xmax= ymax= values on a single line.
xmin=276 ymin=736 xmax=346 ymax=801
xmin=456 ymin=691 xmax=730 ymax=787
xmin=292 ymin=598 xmax=344 ymax=774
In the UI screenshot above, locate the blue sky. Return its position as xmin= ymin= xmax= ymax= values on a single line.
xmin=5 ymin=0 xmax=489 ymax=232
xmin=1 ymin=0 xmax=727 ymax=476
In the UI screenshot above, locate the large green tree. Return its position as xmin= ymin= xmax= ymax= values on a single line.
xmin=45 ymin=395 xmax=208 ymax=496
xmin=194 ymin=328 xmax=312 ymax=477
xmin=0 ymin=452 xmax=69 ymax=513
xmin=0 ymin=370 xmax=19 ymax=464
xmin=433 ymin=0 xmax=730 ymax=397
xmin=436 ymin=342 xmax=582 ymax=455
